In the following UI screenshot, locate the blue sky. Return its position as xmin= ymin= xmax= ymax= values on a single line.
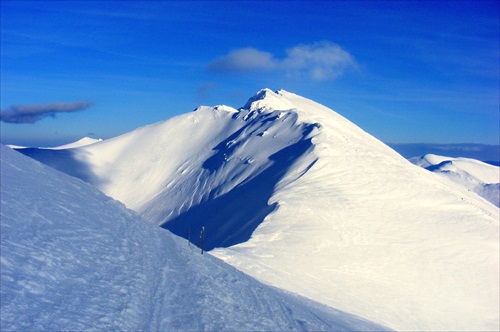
xmin=1 ymin=1 xmax=499 ymax=147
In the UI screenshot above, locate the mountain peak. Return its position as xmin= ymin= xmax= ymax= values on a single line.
xmin=194 ymin=105 xmax=238 ymax=113
xmin=45 ymin=137 xmax=103 ymax=150
xmin=241 ymin=88 xmax=294 ymax=112
xmin=13 ymin=90 xmax=499 ymax=331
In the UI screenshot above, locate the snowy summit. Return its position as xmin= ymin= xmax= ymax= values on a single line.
xmin=7 ymin=89 xmax=500 ymax=331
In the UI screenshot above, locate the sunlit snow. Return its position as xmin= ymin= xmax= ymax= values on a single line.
xmin=0 ymin=145 xmax=388 ymax=331
xmin=12 ymin=89 xmax=500 ymax=331
xmin=410 ymin=154 xmax=500 ymax=207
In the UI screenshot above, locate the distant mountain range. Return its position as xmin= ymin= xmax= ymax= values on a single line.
xmin=410 ymin=154 xmax=499 ymax=207
xmin=388 ymin=143 xmax=500 ymax=164
xmin=11 ymin=89 xmax=499 ymax=331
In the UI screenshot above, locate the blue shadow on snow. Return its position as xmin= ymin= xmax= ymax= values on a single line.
xmin=163 ymin=115 xmax=318 ymax=251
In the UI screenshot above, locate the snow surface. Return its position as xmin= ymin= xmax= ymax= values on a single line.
xmin=410 ymin=154 xmax=500 ymax=207
xmin=5 ymin=144 xmax=27 ymax=149
xmin=6 ymin=137 xmax=101 ymax=150
xmin=45 ymin=137 xmax=103 ymax=150
xmin=14 ymin=89 xmax=500 ymax=331
xmin=213 ymin=90 xmax=500 ymax=331
xmin=0 ymin=145 xmax=388 ymax=331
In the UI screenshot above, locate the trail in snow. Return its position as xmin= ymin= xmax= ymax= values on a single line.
xmin=1 ymin=145 xmax=388 ymax=331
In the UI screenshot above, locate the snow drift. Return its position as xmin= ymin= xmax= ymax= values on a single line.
xmin=14 ymin=89 xmax=500 ymax=331
xmin=0 ymin=145 xmax=388 ymax=331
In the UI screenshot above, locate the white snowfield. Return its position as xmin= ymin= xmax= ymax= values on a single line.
xmin=0 ymin=145 xmax=389 ymax=331
xmin=410 ymin=154 xmax=500 ymax=207
xmin=11 ymin=89 xmax=500 ymax=331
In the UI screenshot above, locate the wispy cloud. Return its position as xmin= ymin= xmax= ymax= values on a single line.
xmin=1 ymin=101 xmax=93 ymax=124
xmin=282 ymin=41 xmax=356 ymax=80
xmin=207 ymin=41 xmax=356 ymax=80
xmin=207 ymin=48 xmax=277 ymax=72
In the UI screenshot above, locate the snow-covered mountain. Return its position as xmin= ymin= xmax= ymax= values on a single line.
xmin=44 ymin=136 xmax=103 ymax=150
xmin=410 ymin=154 xmax=499 ymax=207
xmin=15 ymin=89 xmax=500 ymax=331
xmin=7 ymin=137 xmax=102 ymax=150
xmin=1 ymin=145 xmax=388 ymax=331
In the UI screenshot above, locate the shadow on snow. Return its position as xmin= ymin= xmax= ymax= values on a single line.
xmin=163 ymin=112 xmax=318 ymax=251
xmin=15 ymin=148 xmax=102 ymax=186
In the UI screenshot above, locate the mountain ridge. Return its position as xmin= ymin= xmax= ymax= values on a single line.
xmin=410 ymin=153 xmax=499 ymax=207
xmin=1 ymin=144 xmax=390 ymax=331
xmin=13 ymin=89 xmax=500 ymax=331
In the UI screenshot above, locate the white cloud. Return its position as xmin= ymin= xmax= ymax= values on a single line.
xmin=207 ymin=48 xmax=277 ymax=72
xmin=207 ymin=41 xmax=356 ymax=81
xmin=283 ymin=41 xmax=356 ymax=80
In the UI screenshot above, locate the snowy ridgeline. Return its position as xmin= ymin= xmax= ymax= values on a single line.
xmin=11 ymin=88 xmax=500 ymax=331
xmin=410 ymin=154 xmax=500 ymax=207
xmin=0 ymin=145 xmax=388 ymax=331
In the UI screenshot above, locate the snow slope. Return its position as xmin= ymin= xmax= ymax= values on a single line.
xmin=46 ymin=136 xmax=103 ymax=150
xmin=212 ymin=90 xmax=499 ymax=332
xmin=410 ymin=154 xmax=500 ymax=207
xmin=15 ymin=89 xmax=500 ymax=331
xmin=0 ymin=145 xmax=388 ymax=331
xmin=7 ymin=137 xmax=101 ymax=150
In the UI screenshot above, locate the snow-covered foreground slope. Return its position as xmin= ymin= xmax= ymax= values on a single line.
xmin=410 ymin=154 xmax=500 ymax=207
xmin=15 ymin=89 xmax=500 ymax=331
xmin=0 ymin=145 xmax=389 ymax=331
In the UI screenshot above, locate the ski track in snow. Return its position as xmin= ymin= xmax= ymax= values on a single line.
xmin=1 ymin=145 xmax=389 ymax=331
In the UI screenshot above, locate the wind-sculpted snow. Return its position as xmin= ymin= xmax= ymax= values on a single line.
xmin=159 ymin=110 xmax=318 ymax=250
xmin=1 ymin=145 xmax=389 ymax=331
